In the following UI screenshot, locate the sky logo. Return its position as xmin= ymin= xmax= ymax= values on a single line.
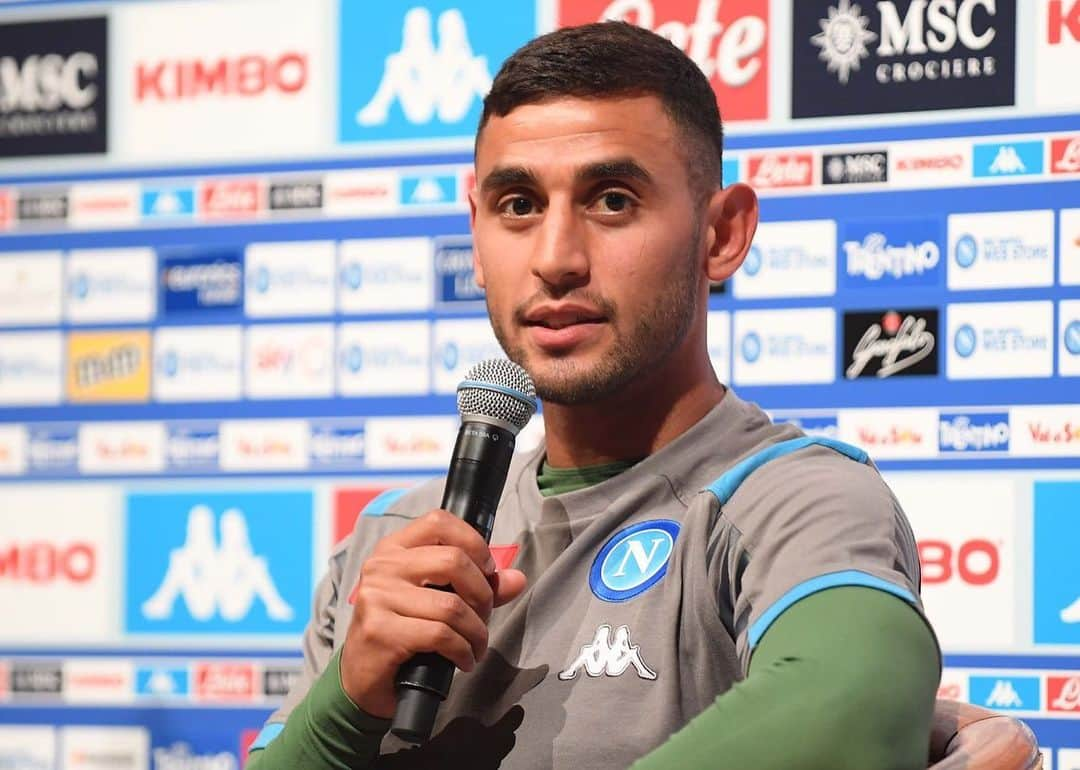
xmin=125 ymin=492 xmax=313 ymax=635
xmin=339 ymin=1 xmax=536 ymax=143
xmin=589 ymin=520 xmax=679 ymax=602
xmin=973 ymin=141 xmax=1044 ymax=178
xmin=841 ymin=217 xmax=943 ymax=288
xmin=968 ymin=676 xmax=1039 ymax=711
xmin=400 ymin=173 xmax=457 ymax=206
xmin=135 ymin=666 xmax=189 ymax=698
xmin=141 ymin=186 xmax=195 ymax=219
xmin=1035 ymin=482 xmax=1080 ymax=645
xmin=938 ymin=412 xmax=1010 ymax=453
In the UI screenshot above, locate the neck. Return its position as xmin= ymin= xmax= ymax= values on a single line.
xmin=540 ymin=350 xmax=724 ymax=468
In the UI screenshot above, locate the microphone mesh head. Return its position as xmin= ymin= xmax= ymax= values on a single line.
xmin=457 ymin=358 xmax=537 ymax=432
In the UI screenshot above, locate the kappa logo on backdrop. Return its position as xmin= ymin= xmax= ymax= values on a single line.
xmin=339 ymin=1 xmax=535 ymax=142
xmin=126 ymin=492 xmax=313 ymax=635
xmin=589 ymin=519 xmax=680 ymax=602
xmin=558 ymin=623 xmax=657 ymax=681
xmin=973 ymin=141 xmax=1043 ymax=177
xmin=969 ymin=676 xmax=1038 ymax=711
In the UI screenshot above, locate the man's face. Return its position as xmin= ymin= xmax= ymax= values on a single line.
xmin=470 ymin=95 xmax=709 ymax=405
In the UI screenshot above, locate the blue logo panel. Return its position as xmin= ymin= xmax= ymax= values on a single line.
xmin=840 ymin=217 xmax=944 ymax=288
xmin=968 ymin=676 xmax=1039 ymax=710
xmin=938 ymin=412 xmax=1010 ymax=453
xmin=339 ymin=0 xmax=537 ymax=143
xmin=141 ymin=186 xmax=195 ymax=218
xmin=135 ymin=666 xmax=190 ymax=697
xmin=434 ymin=236 xmax=483 ymax=306
xmin=1034 ymin=482 xmax=1080 ymax=645
xmin=590 ymin=519 xmax=680 ymax=602
xmin=161 ymin=248 xmax=244 ymax=315
xmin=973 ymin=141 xmax=1044 ymax=177
xmin=125 ymin=491 xmax=313 ymax=635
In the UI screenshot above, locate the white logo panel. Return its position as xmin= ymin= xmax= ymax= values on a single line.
xmin=115 ymin=0 xmax=328 ymax=160
xmin=153 ymin=326 xmax=243 ymax=402
xmin=60 ymin=726 xmax=149 ymax=770
xmin=431 ymin=317 xmax=504 ymax=394
xmin=1062 ymin=208 xmax=1080 ymax=286
xmin=947 ymin=301 xmax=1054 ymax=380
xmin=734 ymin=220 xmax=836 ymax=298
xmin=65 ymin=248 xmax=156 ymax=323
xmin=1036 ymin=0 xmax=1080 ymax=109
xmin=324 ymin=170 xmax=399 ymax=216
xmin=219 ymin=419 xmax=310 ymax=471
xmin=706 ymin=310 xmax=731 ymax=384
xmin=63 ymin=659 xmax=135 ymax=704
xmin=0 ymin=331 xmax=63 ymax=405
xmin=0 ymin=424 xmax=28 ymax=475
xmin=245 ymin=240 xmax=336 ymax=317
xmin=837 ymin=408 xmax=938 ymax=460
xmin=0 ymin=487 xmax=116 ymax=642
xmin=69 ymin=184 xmax=140 ymax=228
xmin=0 ymin=252 xmax=62 ymax=326
xmin=338 ymin=237 xmax=433 ymax=312
xmin=337 ymin=321 xmax=430 ymax=396
xmin=886 ymin=474 xmax=1016 ymax=650
xmin=245 ymin=323 xmax=334 ymax=398
xmin=947 ymin=211 xmax=1055 ymax=290
xmin=733 ymin=308 xmax=836 ymax=385
xmin=889 ymin=140 xmax=970 ymax=187
xmin=365 ymin=416 xmax=457 ymax=469
xmin=79 ymin=422 xmax=166 ymax=474
xmin=1010 ymin=405 xmax=1080 ymax=457
xmin=0 ymin=726 xmax=55 ymax=769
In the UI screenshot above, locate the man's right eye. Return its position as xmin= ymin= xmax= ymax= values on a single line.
xmin=498 ymin=196 xmax=535 ymax=217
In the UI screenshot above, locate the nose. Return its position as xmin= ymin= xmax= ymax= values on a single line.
xmin=529 ymin=198 xmax=589 ymax=292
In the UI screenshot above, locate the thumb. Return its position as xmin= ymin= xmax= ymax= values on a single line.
xmin=491 ymin=568 xmax=528 ymax=606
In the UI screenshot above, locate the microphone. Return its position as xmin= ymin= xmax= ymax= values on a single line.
xmin=390 ymin=358 xmax=537 ymax=744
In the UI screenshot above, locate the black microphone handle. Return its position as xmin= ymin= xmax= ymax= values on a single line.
xmin=390 ymin=419 xmax=517 ymax=744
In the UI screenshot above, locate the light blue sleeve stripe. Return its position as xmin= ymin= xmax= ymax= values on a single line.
xmin=705 ymin=436 xmax=868 ymax=505
xmin=748 ymin=569 xmax=918 ymax=650
xmin=250 ymin=722 xmax=284 ymax=752
xmin=363 ymin=488 xmax=408 ymax=517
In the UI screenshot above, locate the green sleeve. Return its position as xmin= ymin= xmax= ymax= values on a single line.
xmin=245 ymin=648 xmax=390 ymax=769
xmin=630 ymin=586 xmax=940 ymax=770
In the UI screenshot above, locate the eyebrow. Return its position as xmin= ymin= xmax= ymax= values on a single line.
xmin=479 ymin=158 xmax=654 ymax=195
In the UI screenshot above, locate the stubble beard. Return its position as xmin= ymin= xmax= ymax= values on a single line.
xmin=488 ymin=246 xmax=701 ymax=406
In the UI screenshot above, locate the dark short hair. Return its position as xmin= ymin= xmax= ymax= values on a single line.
xmin=477 ymin=21 xmax=723 ymax=193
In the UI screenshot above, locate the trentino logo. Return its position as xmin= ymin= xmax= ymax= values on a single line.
xmin=339 ymin=1 xmax=536 ymax=143
xmin=973 ymin=141 xmax=1044 ymax=177
xmin=589 ymin=519 xmax=679 ymax=602
xmin=842 ymin=217 xmax=943 ymax=286
xmin=938 ymin=411 xmax=1010 ymax=453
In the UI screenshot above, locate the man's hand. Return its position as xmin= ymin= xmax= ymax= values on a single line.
xmin=340 ymin=509 xmax=528 ymax=718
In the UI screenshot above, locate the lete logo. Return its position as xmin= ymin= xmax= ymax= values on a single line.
xmin=589 ymin=519 xmax=679 ymax=602
xmin=560 ymin=0 xmax=769 ymax=121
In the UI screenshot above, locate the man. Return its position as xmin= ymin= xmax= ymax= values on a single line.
xmin=247 ymin=22 xmax=939 ymax=769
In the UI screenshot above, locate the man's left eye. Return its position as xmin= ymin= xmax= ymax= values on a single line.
xmin=595 ymin=192 xmax=633 ymax=213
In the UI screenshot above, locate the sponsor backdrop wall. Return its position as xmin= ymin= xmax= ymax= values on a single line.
xmin=0 ymin=0 xmax=1077 ymax=766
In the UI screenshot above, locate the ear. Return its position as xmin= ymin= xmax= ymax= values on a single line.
xmin=702 ymin=182 xmax=759 ymax=284
xmin=468 ymin=183 xmax=486 ymax=289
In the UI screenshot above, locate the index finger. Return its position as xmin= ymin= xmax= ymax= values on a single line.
xmin=384 ymin=509 xmax=495 ymax=575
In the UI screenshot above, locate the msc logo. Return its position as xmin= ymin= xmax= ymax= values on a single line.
xmin=125 ymin=492 xmax=312 ymax=635
xmin=589 ymin=519 xmax=679 ymax=602
xmin=339 ymin=1 xmax=536 ymax=142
